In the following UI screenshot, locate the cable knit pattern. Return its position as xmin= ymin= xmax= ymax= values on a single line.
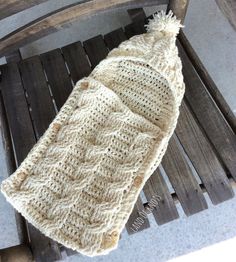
xmin=1 ymin=11 xmax=185 ymax=256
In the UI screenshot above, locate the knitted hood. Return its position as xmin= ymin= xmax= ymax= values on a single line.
xmin=1 ymin=11 xmax=184 ymax=257
xmin=91 ymin=11 xmax=184 ymax=131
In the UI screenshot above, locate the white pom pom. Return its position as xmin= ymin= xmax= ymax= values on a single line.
xmin=145 ymin=10 xmax=184 ymax=36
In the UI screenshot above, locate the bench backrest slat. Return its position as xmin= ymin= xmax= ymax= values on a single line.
xmin=0 ymin=0 xmax=166 ymax=58
xmin=0 ymin=0 xmax=48 ymax=20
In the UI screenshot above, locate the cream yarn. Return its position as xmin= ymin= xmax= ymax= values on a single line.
xmin=1 ymin=11 xmax=185 ymax=257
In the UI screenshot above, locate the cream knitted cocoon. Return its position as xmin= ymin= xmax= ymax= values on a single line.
xmin=1 ymin=11 xmax=185 ymax=256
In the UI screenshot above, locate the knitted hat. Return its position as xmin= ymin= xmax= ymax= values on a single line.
xmin=1 ymin=11 xmax=184 ymax=256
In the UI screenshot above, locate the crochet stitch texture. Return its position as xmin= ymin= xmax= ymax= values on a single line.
xmin=1 ymin=11 xmax=185 ymax=256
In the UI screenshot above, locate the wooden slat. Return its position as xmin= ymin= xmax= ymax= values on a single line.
xmin=27 ymin=227 xmax=62 ymax=262
xmin=0 ymin=244 xmax=33 ymax=262
xmin=162 ymin=136 xmax=208 ymax=216
xmin=0 ymin=62 xmax=62 ymax=261
xmin=18 ymin=56 xmax=56 ymax=139
xmin=62 ymin=41 xmax=91 ymax=83
xmin=167 ymin=0 xmax=190 ymax=23
xmin=126 ymin=196 xmax=150 ymax=234
xmin=0 ymin=63 xmax=36 ymax=165
xmin=176 ymin=100 xmax=234 ymax=204
xmin=0 ymin=0 xmax=164 ymax=58
xmin=177 ymin=40 xmax=236 ymax=181
xmin=143 ymin=168 xmax=179 ymax=225
xmin=40 ymin=49 xmax=73 ymax=110
xmin=5 ymin=50 xmax=22 ymax=63
xmin=83 ymin=35 xmax=108 ymax=68
xmin=18 ymin=57 xmax=62 ymax=261
xmin=0 ymin=0 xmax=48 ymax=20
xmin=178 ymin=31 xmax=236 ymax=133
xmin=104 ymin=28 xmax=128 ymax=50
xmin=127 ymin=8 xmax=146 ymax=22
xmin=0 ymin=91 xmax=28 ymax=246
xmin=64 ymin=247 xmax=77 ymax=257
xmin=125 ymin=20 xmax=146 ymax=38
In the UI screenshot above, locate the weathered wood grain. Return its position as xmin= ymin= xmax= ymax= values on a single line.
xmin=0 ymin=63 xmax=36 ymax=165
xmin=83 ymin=35 xmax=109 ymax=68
xmin=178 ymin=31 xmax=236 ymax=133
xmin=126 ymin=196 xmax=150 ymax=234
xmin=167 ymin=0 xmax=189 ymax=22
xmin=62 ymin=41 xmax=91 ymax=83
xmin=0 ymin=62 xmax=61 ymax=261
xmin=0 ymin=91 xmax=28 ymax=246
xmin=40 ymin=49 xmax=73 ymax=110
xmin=18 ymin=56 xmax=62 ymax=262
xmin=176 ymin=100 xmax=234 ymax=204
xmin=0 ymin=244 xmax=33 ymax=262
xmin=5 ymin=50 xmax=22 ymax=63
xmin=143 ymin=168 xmax=179 ymax=225
xmin=177 ymin=40 xmax=236 ymax=181
xmin=127 ymin=8 xmax=146 ymax=22
xmin=18 ymin=56 xmax=56 ymax=139
xmin=104 ymin=28 xmax=128 ymax=50
xmin=162 ymin=136 xmax=208 ymax=216
xmin=125 ymin=20 xmax=146 ymax=38
xmin=0 ymin=0 xmax=165 ymax=58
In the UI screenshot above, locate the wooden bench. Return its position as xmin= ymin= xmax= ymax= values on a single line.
xmin=0 ymin=1 xmax=236 ymax=261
